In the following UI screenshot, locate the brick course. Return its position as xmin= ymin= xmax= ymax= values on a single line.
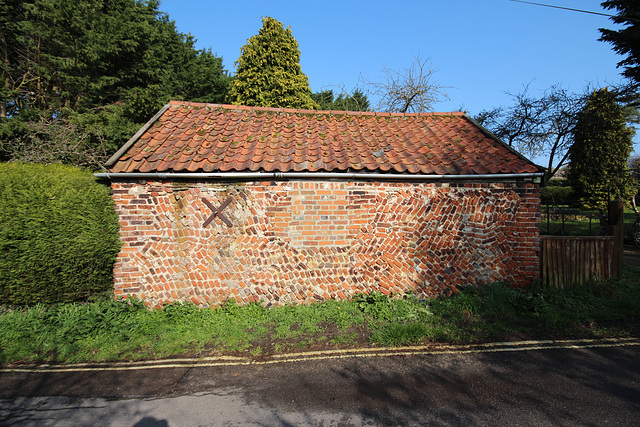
xmin=111 ymin=179 xmax=540 ymax=307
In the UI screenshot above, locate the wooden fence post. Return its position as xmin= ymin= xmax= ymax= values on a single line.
xmin=608 ymin=200 xmax=624 ymax=278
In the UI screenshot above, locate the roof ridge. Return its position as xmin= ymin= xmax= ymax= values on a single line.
xmin=167 ymin=100 xmax=465 ymax=118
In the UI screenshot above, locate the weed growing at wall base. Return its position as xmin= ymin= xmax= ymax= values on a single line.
xmin=1 ymin=268 xmax=639 ymax=365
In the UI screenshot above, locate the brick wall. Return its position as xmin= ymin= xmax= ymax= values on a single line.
xmin=111 ymin=179 xmax=541 ymax=307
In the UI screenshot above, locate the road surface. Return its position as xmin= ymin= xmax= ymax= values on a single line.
xmin=1 ymin=339 xmax=639 ymax=426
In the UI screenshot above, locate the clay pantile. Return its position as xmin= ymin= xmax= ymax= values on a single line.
xmin=279 ymin=156 xmax=294 ymax=171
xmin=138 ymin=159 xmax=162 ymax=173
xmin=185 ymin=159 xmax=204 ymax=172
xmin=111 ymin=159 xmax=130 ymax=173
xmin=472 ymin=163 xmax=491 ymax=175
xmin=106 ymin=101 xmax=543 ymax=177
xmin=202 ymin=160 xmax=219 ymax=172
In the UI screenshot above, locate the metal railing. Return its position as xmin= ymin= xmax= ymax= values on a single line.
xmin=541 ymin=205 xmax=606 ymax=236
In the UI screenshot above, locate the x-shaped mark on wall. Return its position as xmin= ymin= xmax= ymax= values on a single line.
xmin=202 ymin=197 xmax=233 ymax=228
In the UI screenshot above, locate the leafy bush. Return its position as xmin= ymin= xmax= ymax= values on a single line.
xmin=546 ymin=178 xmax=568 ymax=187
xmin=0 ymin=163 xmax=121 ymax=305
xmin=353 ymin=291 xmax=394 ymax=320
xmin=541 ymin=185 xmax=574 ymax=205
xmin=630 ymin=220 xmax=640 ymax=247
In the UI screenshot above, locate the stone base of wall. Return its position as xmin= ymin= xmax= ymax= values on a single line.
xmin=111 ymin=179 xmax=540 ymax=307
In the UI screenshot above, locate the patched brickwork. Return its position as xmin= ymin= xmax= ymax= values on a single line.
xmin=111 ymin=179 xmax=540 ymax=307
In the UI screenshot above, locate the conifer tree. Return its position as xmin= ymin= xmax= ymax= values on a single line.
xmin=312 ymin=89 xmax=370 ymax=111
xmin=0 ymin=0 xmax=230 ymax=166
xmin=567 ymin=88 xmax=636 ymax=209
xmin=228 ymin=17 xmax=317 ymax=109
xmin=600 ymin=0 xmax=640 ymax=88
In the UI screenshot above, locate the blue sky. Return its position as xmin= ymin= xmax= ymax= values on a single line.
xmin=159 ymin=0 xmax=634 ymax=159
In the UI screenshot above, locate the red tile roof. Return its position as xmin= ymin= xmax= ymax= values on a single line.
xmin=107 ymin=101 xmax=542 ymax=175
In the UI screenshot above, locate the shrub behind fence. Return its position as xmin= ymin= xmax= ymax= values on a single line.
xmin=541 ymin=205 xmax=607 ymax=236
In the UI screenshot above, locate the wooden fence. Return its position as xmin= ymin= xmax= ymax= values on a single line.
xmin=539 ymin=200 xmax=624 ymax=289
xmin=540 ymin=236 xmax=617 ymax=288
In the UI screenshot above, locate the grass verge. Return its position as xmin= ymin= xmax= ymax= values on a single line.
xmin=1 ymin=265 xmax=639 ymax=365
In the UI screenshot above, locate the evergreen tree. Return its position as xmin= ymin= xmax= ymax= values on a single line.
xmin=600 ymin=1 xmax=640 ymax=88
xmin=0 ymin=0 xmax=230 ymax=166
xmin=311 ymin=90 xmax=335 ymax=110
xmin=228 ymin=17 xmax=317 ymax=109
xmin=312 ymin=89 xmax=370 ymax=111
xmin=567 ymin=88 xmax=636 ymax=209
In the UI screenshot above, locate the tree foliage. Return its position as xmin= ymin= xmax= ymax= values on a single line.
xmin=476 ymin=84 xmax=585 ymax=182
xmin=567 ymin=88 xmax=636 ymax=210
xmin=227 ymin=17 xmax=317 ymax=110
xmin=599 ymin=0 xmax=640 ymax=88
xmin=0 ymin=115 xmax=110 ymax=168
xmin=312 ymin=89 xmax=370 ymax=111
xmin=629 ymin=154 xmax=640 ymax=219
xmin=0 ymin=0 xmax=230 ymax=168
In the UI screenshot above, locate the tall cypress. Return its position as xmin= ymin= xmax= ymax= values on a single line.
xmin=568 ymin=88 xmax=636 ymax=209
xmin=228 ymin=17 xmax=317 ymax=109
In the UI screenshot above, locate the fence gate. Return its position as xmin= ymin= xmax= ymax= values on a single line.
xmin=540 ymin=236 xmax=616 ymax=288
xmin=539 ymin=200 xmax=624 ymax=288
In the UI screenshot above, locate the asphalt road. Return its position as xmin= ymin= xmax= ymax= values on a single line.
xmin=1 ymin=340 xmax=639 ymax=426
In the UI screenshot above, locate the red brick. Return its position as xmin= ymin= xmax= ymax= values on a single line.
xmin=110 ymin=180 xmax=541 ymax=307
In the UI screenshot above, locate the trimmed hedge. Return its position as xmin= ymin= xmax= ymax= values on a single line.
xmin=0 ymin=163 xmax=121 ymax=305
xmin=541 ymin=186 xmax=574 ymax=206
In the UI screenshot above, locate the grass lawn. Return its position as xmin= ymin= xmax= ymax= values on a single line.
xmin=2 ymin=264 xmax=639 ymax=366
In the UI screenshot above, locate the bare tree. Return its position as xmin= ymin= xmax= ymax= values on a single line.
xmin=370 ymin=56 xmax=449 ymax=113
xmin=3 ymin=115 xmax=110 ymax=170
xmin=476 ymin=84 xmax=586 ymax=182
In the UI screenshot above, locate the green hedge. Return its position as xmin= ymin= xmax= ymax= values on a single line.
xmin=541 ymin=186 xmax=574 ymax=206
xmin=0 ymin=163 xmax=121 ymax=305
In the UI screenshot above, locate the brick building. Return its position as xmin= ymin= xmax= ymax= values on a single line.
xmin=96 ymin=101 xmax=544 ymax=307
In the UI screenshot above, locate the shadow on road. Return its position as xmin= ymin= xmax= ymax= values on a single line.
xmin=1 ymin=345 xmax=639 ymax=425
